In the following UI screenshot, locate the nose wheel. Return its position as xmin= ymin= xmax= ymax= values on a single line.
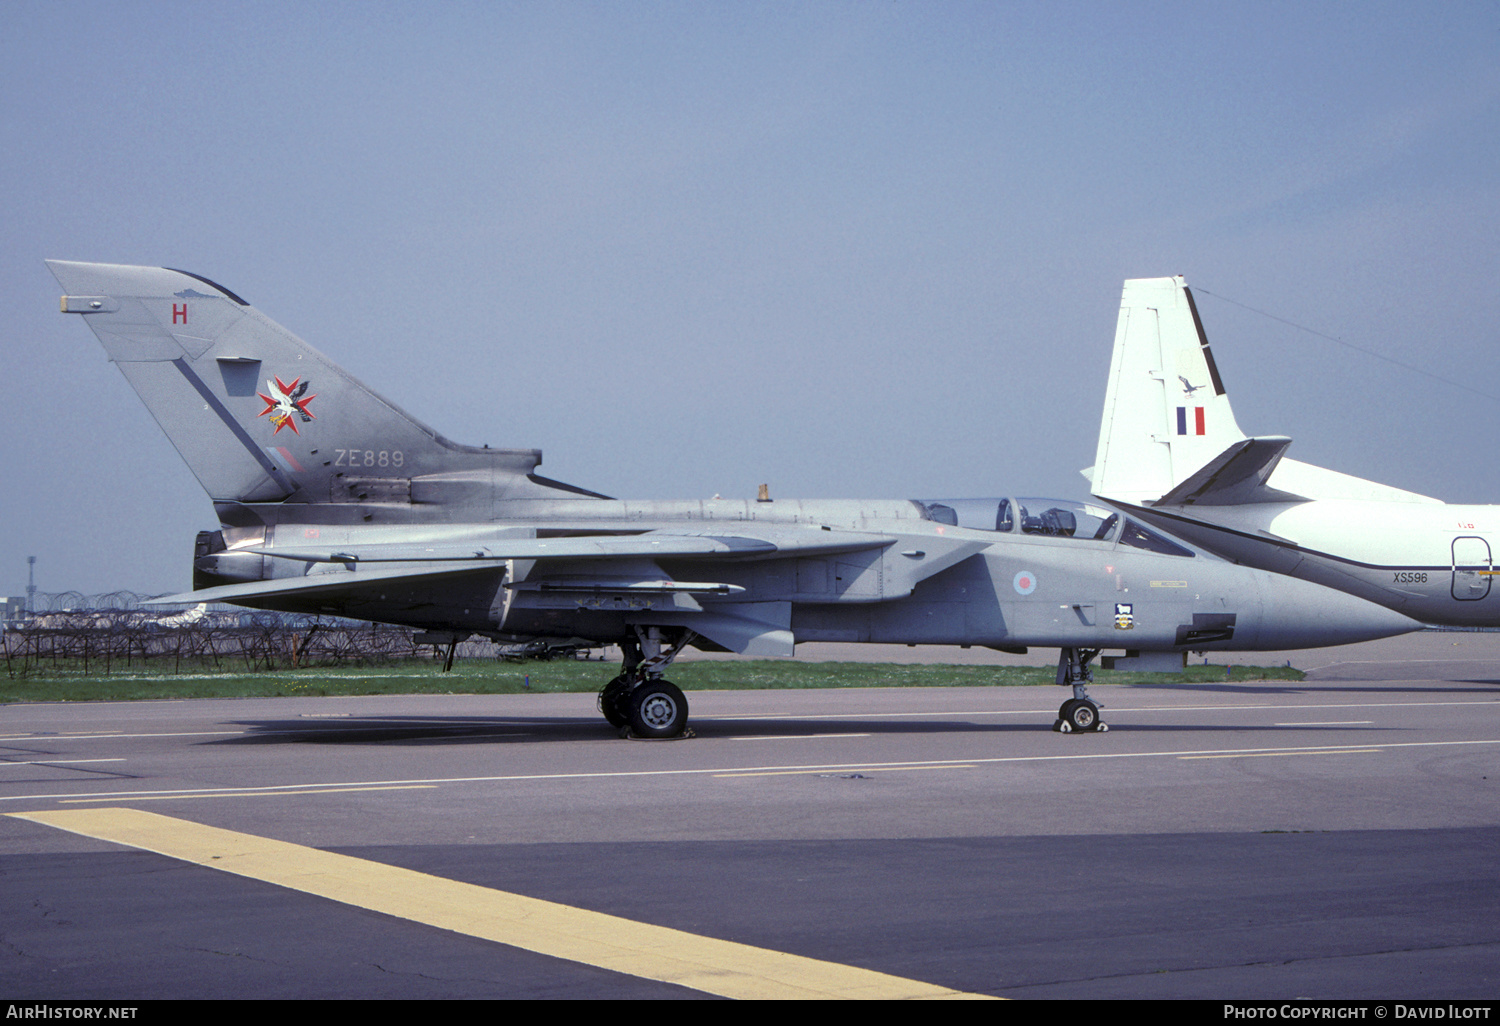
xmin=1053 ymin=647 xmax=1108 ymax=733
xmin=1056 ymin=697 xmax=1106 ymax=733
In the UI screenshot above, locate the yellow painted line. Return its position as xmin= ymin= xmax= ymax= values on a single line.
xmin=702 ymin=699 xmax=1500 ymax=723
xmin=7 ymin=737 xmax=1500 ymax=805
xmin=0 ymin=730 xmax=243 ymax=741
xmin=60 ymin=785 xmax=437 ymax=802
xmin=0 ymin=726 xmax=532 ymax=743
xmin=1 ymin=759 xmax=126 ymax=767
xmin=731 ymin=733 xmax=872 ymax=741
xmin=1179 ymin=749 xmax=1380 ymax=760
xmin=715 ymin=764 xmax=977 ymax=778
xmin=1273 ymin=721 xmax=1373 ymax=727
xmin=8 ymin=808 xmax=993 ymax=1001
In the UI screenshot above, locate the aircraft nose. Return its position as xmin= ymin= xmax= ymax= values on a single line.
xmin=1250 ymin=572 xmax=1422 ymax=649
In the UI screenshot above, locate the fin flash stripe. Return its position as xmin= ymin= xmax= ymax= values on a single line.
xmin=1176 ymin=407 xmax=1206 ymax=436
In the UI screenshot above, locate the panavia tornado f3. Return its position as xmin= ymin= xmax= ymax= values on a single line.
xmin=48 ymin=260 xmax=1420 ymax=736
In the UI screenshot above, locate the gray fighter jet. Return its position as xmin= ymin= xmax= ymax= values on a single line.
xmin=47 ymin=261 xmax=1420 ymax=736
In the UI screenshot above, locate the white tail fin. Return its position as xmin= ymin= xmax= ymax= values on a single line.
xmin=1091 ymin=276 xmax=1251 ymax=504
xmin=1090 ymin=275 xmax=1438 ymax=507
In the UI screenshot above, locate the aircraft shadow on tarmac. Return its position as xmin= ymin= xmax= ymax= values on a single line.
xmin=1124 ymin=679 xmax=1500 ymax=696
xmin=203 ymin=709 xmax=1409 ymax=746
xmin=208 ymin=715 xmax=1040 ymax=746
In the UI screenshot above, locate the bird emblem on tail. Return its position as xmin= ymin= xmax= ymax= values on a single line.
xmin=257 ymin=376 xmax=317 ymax=434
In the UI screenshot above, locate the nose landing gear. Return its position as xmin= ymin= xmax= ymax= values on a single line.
xmin=1054 ymin=647 xmax=1107 ymax=733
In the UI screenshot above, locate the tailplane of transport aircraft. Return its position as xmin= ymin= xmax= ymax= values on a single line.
xmin=47 ymin=261 xmax=1422 ymax=737
xmin=1090 ymin=276 xmax=1500 ymax=626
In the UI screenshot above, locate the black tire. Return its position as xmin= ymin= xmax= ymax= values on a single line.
xmin=629 ymin=679 xmax=689 ymax=738
xmin=1064 ymin=699 xmax=1099 ymax=732
xmin=1058 ymin=699 xmax=1079 ymax=721
xmin=598 ymin=674 xmax=631 ymax=728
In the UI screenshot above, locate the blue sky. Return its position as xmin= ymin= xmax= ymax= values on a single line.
xmin=4 ymin=1 xmax=1499 ymax=595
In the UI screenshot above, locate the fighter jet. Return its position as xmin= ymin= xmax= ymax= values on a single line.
xmin=1090 ymin=275 xmax=1500 ymax=625
xmin=48 ymin=261 xmax=1421 ymax=736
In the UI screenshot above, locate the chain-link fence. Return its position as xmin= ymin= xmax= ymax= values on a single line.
xmin=2 ymin=597 xmax=608 ymax=677
xmin=1 ymin=607 xmax=427 ymax=676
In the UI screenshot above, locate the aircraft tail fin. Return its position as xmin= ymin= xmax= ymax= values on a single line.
xmin=1089 ymin=275 xmax=1441 ymax=508
xmin=47 ymin=261 xmax=599 ymax=511
xmin=1090 ymin=276 xmax=1259 ymax=505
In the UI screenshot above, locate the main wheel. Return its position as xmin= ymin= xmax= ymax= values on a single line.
xmin=1063 ymin=699 xmax=1099 ymax=732
xmin=598 ymin=674 xmax=631 ymax=728
xmin=629 ymin=679 xmax=689 ymax=738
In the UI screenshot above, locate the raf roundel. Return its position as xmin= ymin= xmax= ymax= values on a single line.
xmin=1013 ymin=570 xmax=1038 ymax=595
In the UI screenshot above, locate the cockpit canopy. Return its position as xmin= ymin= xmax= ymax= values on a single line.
xmin=915 ymin=497 xmax=1194 ymax=557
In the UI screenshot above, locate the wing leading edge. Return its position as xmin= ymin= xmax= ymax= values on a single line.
xmin=245 ymin=526 xmax=895 ymax=564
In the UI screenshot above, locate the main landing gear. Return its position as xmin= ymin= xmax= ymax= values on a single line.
xmin=1054 ymin=647 xmax=1108 ymax=734
xmin=597 ymin=626 xmax=695 ymax=739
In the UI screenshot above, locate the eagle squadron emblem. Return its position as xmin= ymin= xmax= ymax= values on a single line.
xmin=257 ymin=375 xmax=318 ymax=434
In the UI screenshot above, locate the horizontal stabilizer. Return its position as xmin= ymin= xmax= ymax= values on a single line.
xmin=1156 ymin=436 xmax=1302 ymax=506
